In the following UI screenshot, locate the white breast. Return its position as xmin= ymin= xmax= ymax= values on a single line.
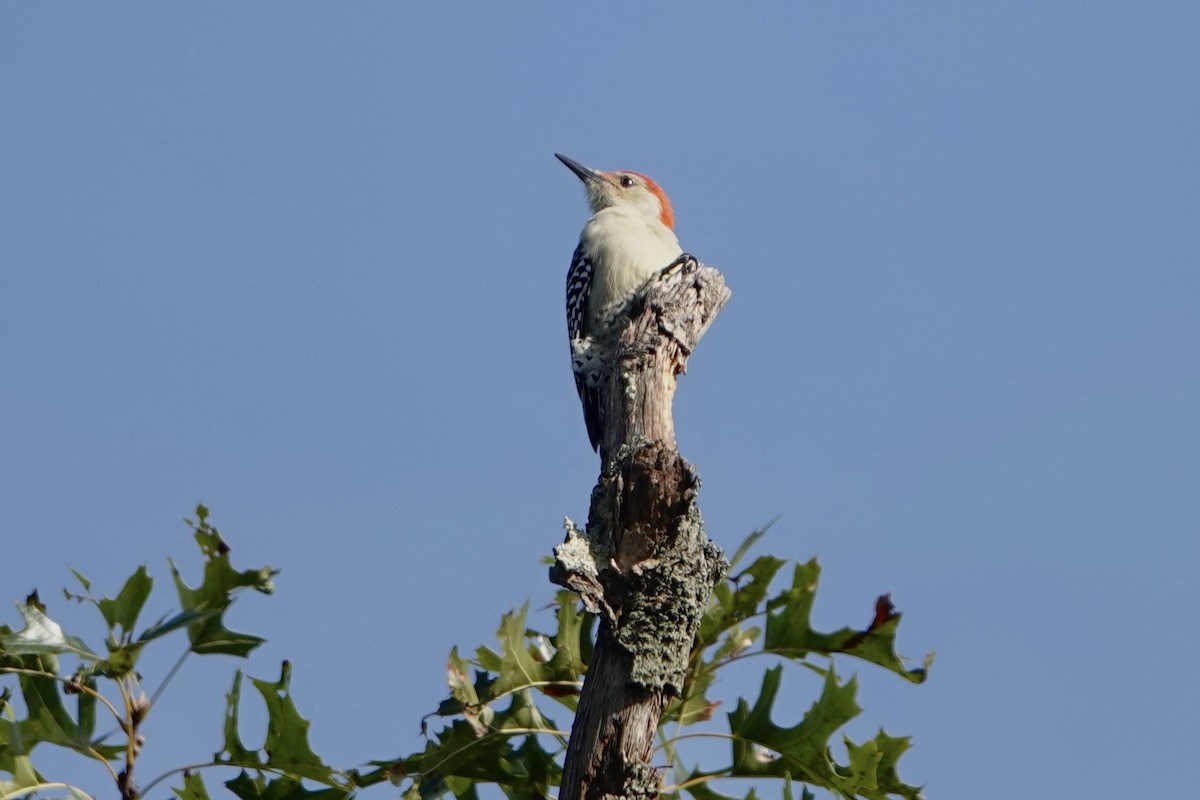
xmin=581 ymin=207 xmax=683 ymax=317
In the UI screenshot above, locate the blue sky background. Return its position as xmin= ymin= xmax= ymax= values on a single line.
xmin=3 ymin=4 xmax=1198 ymax=798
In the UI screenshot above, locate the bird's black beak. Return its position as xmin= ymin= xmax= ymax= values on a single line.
xmin=555 ymin=153 xmax=603 ymax=185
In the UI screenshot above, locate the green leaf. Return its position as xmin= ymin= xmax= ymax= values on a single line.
xmin=173 ymin=770 xmax=214 ymax=800
xmin=404 ymin=723 xmax=548 ymax=799
xmin=543 ymin=592 xmax=589 ymax=707
xmin=840 ymin=730 xmax=922 ymax=800
xmin=404 ymin=681 xmax=563 ymax=800
xmin=170 ymin=508 xmax=276 ymax=657
xmin=474 ymin=645 xmax=502 ymax=675
xmin=225 ymin=769 xmax=350 ymax=800
xmin=728 ymin=522 xmax=775 ymax=570
xmin=429 ymin=599 xmax=586 ymax=729
xmin=216 ymin=669 xmax=261 ymax=765
xmin=138 ymin=608 xmax=220 ymax=643
xmin=1 ymin=602 xmax=98 ymax=661
xmin=95 ymin=643 xmax=144 ymax=678
xmin=710 ymin=624 xmax=761 ymax=665
xmin=678 ymin=778 xmax=739 ymax=800
xmin=408 ymin=719 xmax=513 ymax=787
xmin=484 ymin=605 xmax=552 ymax=700
xmin=211 ymin=664 xmax=359 ymax=797
xmin=728 ymin=666 xmax=860 ymax=788
xmin=96 ymin=565 xmax=152 ymax=636
xmin=69 ymin=568 xmax=92 ymax=593
xmin=446 ymin=647 xmax=478 ymax=710
xmin=442 ymin=773 xmax=479 ymax=800
xmin=663 ymin=665 xmax=720 ymax=727
xmin=675 ymin=772 xmax=769 ymax=800
xmin=491 ymin=684 xmax=560 ymax=737
xmin=73 ymin=672 xmax=98 ymax=743
xmin=509 ymin=734 xmax=562 ymax=797
xmin=1 ymin=609 xmax=116 ymax=758
xmin=0 ymin=755 xmax=42 ymax=797
xmin=248 ymin=662 xmax=335 ymax=784
xmin=675 ymin=553 xmax=784 ymax=732
xmin=225 ymin=770 xmax=265 ymax=800
xmin=698 ymin=554 xmax=787 ymax=648
xmin=344 ymin=759 xmax=404 ymax=790
xmin=0 ymin=697 xmax=44 ymax=793
xmin=763 ymin=561 xmax=929 ymax=683
xmin=783 ymin=774 xmax=817 ymax=800
xmin=724 ymin=665 xmax=922 ymax=799
xmin=7 ymin=653 xmax=105 ymax=758
xmin=0 ymin=648 xmax=122 ymax=764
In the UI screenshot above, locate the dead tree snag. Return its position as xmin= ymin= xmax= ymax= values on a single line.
xmin=551 ymin=258 xmax=731 ymax=800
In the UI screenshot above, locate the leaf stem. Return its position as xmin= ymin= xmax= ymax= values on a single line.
xmin=0 ymin=666 xmax=125 ymax=723
xmin=140 ymin=761 xmax=354 ymax=798
xmin=148 ymin=646 xmax=191 ymax=708
xmin=138 ymin=762 xmax=218 ymax=797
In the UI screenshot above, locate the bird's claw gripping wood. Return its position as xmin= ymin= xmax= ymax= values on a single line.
xmin=659 ymin=252 xmax=699 ymax=279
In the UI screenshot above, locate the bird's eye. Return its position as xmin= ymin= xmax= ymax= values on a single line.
xmin=619 ymin=175 xmax=636 ymax=188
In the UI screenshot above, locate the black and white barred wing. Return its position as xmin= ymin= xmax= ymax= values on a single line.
xmin=566 ymin=242 xmax=602 ymax=450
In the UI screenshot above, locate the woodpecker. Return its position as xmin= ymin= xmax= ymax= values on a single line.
xmin=556 ymin=153 xmax=684 ymax=451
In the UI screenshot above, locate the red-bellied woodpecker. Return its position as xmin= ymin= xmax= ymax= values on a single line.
xmin=556 ymin=153 xmax=686 ymax=451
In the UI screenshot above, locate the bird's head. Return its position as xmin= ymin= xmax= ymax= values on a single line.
xmin=555 ymin=153 xmax=675 ymax=229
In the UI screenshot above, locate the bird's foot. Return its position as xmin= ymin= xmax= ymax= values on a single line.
xmin=660 ymin=253 xmax=700 ymax=278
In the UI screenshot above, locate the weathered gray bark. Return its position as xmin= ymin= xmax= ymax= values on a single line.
xmin=551 ymin=259 xmax=731 ymax=800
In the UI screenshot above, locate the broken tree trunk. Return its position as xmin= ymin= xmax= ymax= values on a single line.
xmin=551 ymin=259 xmax=732 ymax=800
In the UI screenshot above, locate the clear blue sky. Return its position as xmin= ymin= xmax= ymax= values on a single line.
xmin=3 ymin=4 xmax=1197 ymax=798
